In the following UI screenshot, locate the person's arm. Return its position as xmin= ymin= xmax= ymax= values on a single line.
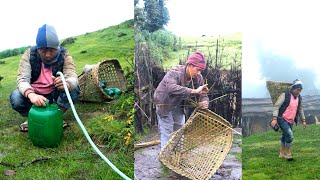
xmin=272 ymin=93 xmax=285 ymax=120
xmin=298 ymin=100 xmax=307 ymax=128
xmin=59 ymin=52 xmax=78 ymax=91
xmin=191 ymin=84 xmax=208 ymax=95
xmin=198 ymin=75 xmax=209 ymax=101
xmin=17 ymin=49 xmax=34 ymax=95
xmin=270 ymin=93 xmax=285 ymax=127
xmin=197 ymin=75 xmax=209 ymax=109
xmin=165 ymin=71 xmax=193 ymax=97
xmin=16 ymin=48 xmax=48 ymax=107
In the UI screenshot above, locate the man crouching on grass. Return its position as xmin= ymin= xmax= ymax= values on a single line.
xmin=9 ymin=24 xmax=80 ymax=132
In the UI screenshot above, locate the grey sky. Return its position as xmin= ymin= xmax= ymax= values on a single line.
xmin=0 ymin=0 xmax=133 ymax=51
xmin=165 ymin=0 xmax=243 ymax=36
xmin=164 ymin=0 xmax=320 ymax=98
xmin=242 ymin=0 xmax=320 ymax=98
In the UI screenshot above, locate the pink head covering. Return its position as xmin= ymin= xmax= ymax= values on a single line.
xmin=186 ymin=52 xmax=206 ymax=70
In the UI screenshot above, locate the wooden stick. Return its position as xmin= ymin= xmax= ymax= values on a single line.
xmin=134 ymin=140 xmax=160 ymax=149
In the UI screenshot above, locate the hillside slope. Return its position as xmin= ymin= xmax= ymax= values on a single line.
xmin=164 ymin=32 xmax=242 ymax=69
xmin=62 ymin=19 xmax=134 ymax=74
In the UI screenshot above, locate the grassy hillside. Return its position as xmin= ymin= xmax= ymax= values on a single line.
xmin=164 ymin=32 xmax=242 ymax=69
xmin=63 ymin=19 xmax=134 ymax=74
xmin=242 ymin=124 xmax=320 ymax=179
xmin=0 ymin=19 xmax=134 ymax=179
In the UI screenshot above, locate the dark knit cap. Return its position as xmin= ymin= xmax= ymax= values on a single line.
xmin=291 ymin=79 xmax=303 ymax=90
xmin=36 ymin=24 xmax=59 ymax=49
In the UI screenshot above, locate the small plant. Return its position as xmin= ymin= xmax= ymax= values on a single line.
xmin=61 ymin=37 xmax=77 ymax=46
xmin=118 ymin=32 xmax=127 ymax=37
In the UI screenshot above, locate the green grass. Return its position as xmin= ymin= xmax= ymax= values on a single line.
xmin=242 ymin=124 xmax=320 ymax=179
xmin=230 ymin=134 xmax=242 ymax=162
xmin=0 ymin=19 xmax=134 ymax=179
xmin=163 ymin=32 xmax=242 ymax=69
xmin=160 ymin=163 xmax=170 ymax=178
xmin=62 ymin=19 xmax=134 ymax=74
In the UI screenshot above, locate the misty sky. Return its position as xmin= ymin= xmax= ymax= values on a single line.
xmin=164 ymin=0 xmax=320 ymax=98
xmin=167 ymin=0 xmax=320 ymax=98
xmin=165 ymin=0 xmax=242 ymax=36
xmin=243 ymin=31 xmax=320 ymax=98
xmin=0 ymin=0 xmax=133 ymax=51
xmin=242 ymin=1 xmax=320 ymax=98
xmin=2 ymin=0 xmax=320 ymax=98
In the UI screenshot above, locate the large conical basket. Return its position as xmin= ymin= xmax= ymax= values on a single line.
xmin=78 ymin=59 xmax=126 ymax=102
xmin=159 ymin=109 xmax=233 ymax=180
xmin=266 ymin=81 xmax=292 ymax=105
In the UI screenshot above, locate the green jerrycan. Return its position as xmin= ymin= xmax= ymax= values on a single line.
xmin=103 ymin=88 xmax=115 ymax=97
xmin=103 ymin=88 xmax=122 ymax=98
xmin=109 ymin=88 xmax=122 ymax=97
xmin=28 ymin=102 xmax=63 ymax=148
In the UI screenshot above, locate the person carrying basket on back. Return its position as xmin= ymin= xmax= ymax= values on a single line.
xmin=270 ymin=79 xmax=307 ymax=161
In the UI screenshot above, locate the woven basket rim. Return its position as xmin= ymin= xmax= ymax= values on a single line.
xmin=78 ymin=59 xmax=126 ymax=102
xmin=266 ymin=80 xmax=293 ymax=86
xmin=266 ymin=80 xmax=293 ymax=105
xmin=159 ymin=109 xmax=233 ymax=179
xmin=92 ymin=62 xmax=111 ymax=101
xmin=197 ymin=109 xmax=232 ymax=127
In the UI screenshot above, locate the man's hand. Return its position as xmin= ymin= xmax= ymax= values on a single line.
xmin=303 ymin=121 xmax=307 ymax=129
xmin=52 ymin=76 xmax=70 ymax=91
xmin=198 ymin=101 xmax=209 ymax=109
xmin=192 ymin=84 xmax=208 ymax=94
xmin=28 ymin=93 xmax=48 ymax=107
xmin=270 ymin=118 xmax=278 ymax=128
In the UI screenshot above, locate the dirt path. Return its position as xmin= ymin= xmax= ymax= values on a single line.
xmin=134 ymin=128 xmax=242 ymax=180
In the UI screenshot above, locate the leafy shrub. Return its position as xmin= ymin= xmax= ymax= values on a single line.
xmin=0 ymin=46 xmax=30 ymax=59
xmin=61 ymin=37 xmax=77 ymax=46
xmin=118 ymin=32 xmax=127 ymax=37
xmin=137 ymin=29 xmax=179 ymax=64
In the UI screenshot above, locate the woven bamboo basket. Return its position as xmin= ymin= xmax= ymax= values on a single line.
xmin=266 ymin=81 xmax=292 ymax=105
xmin=78 ymin=59 xmax=126 ymax=102
xmin=159 ymin=109 xmax=233 ymax=180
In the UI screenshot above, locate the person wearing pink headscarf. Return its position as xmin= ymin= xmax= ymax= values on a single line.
xmin=154 ymin=52 xmax=209 ymax=148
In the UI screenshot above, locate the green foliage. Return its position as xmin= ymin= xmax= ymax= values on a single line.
xmin=158 ymin=0 xmax=170 ymax=28
xmin=143 ymin=0 xmax=161 ymax=32
xmin=61 ymin=37 xmax=77 ymax=46
xmin=138 ymin=29 xmax=178 ymax=64
xmin=84 ymin=115 xmax=133 ymax=151
xmin=164 ymin=33 xmax=242 ymax=69
xmin=135 ymin=0 xmax=170 ymax=32
xmin=0 ymin=46 xmax=30 ymax=59
xmin=109 ymin=92 xmax=134 ymax=119
xmin=134 ymin=6 xmax=146 ymax=31
xmin=150 ymin=29 xmax=175 ymax=48
xmin=243 ymin=124 xmax=320 ymax=179
xmin=124 ymin=66 xmax=134 ymax=92
xmin=134 ymin=0 xmax=139 ymax=6
xmin=62 ymin=19 xmax=134 ymax=74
